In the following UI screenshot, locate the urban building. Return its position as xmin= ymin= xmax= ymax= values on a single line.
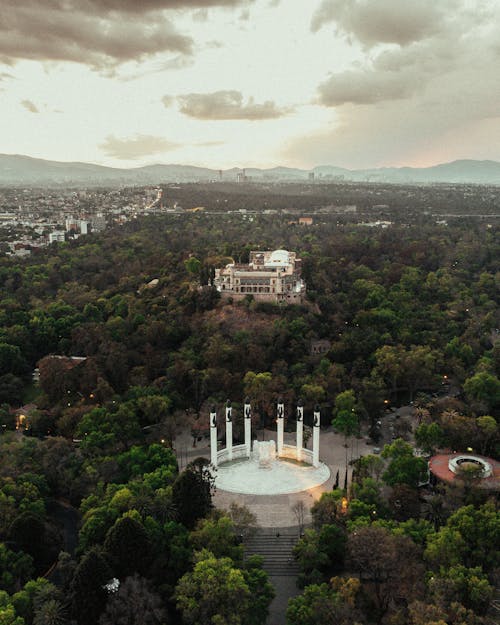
xmin=49 ymin=231 xmax=65 ymax=244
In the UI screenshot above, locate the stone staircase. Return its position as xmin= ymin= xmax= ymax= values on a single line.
xmin=244 ymin=527 xmax=301 ymax=577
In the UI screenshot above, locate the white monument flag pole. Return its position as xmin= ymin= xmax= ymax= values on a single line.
xmin=296 ymin=399 xmax=303 ymax=462
xmin=226 ymin=400 xmax=233 ymax=461
xmin=312 ymin=404 xmax=320 ymax=468
xmin=244 ymin=397 xmax=252 ymax=458
xmin=277 ymin=398 xmax=284 ymax=457
xmin=210 ymin=406 xmax=218 ymax=467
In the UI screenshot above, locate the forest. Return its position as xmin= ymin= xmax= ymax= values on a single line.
xmin=0 ymin=197 xmax=498 ymax=624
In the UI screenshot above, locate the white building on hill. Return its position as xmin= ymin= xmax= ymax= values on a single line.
xmin=214 ymin=250 xmax=305 ymax=304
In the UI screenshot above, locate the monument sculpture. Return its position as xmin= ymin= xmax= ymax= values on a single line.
xmin=209 ymin=397 xmax=330 ymax=495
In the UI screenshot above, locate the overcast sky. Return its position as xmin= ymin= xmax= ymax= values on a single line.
xmin=2 ymin=0 xmax=500 ymax=170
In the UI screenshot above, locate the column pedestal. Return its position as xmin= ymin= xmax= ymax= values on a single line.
xmin=225 ymin=401 xmax=233 ymax=462
xmin=210 ymin=408 xmax=218 ymax=467
xmin=244 ymin=399 xmax=252 ymax=458
xmin=296 ymin=401 xmax=303 ymax=462
xmin=277 ymin=399 xmax=284 ymax=457
xmin=312 ymin=406 xmax=320 ymax=468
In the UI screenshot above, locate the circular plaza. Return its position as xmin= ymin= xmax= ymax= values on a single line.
xmin=215 ymin=455 xmax=331 ymax=495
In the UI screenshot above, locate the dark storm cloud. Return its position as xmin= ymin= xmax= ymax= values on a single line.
xmin=311 ymin=0 xmax=444 ymax=47
xmin=99 ymin=134 xmax=178 ymax=159
xmin=176 ymin=90 xmax=290 ymax=120
xmin=0 ymin=0 xmax=252 ymax=69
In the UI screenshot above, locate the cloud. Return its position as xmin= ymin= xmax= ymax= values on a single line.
xmin=176 ymin=90 xmax=290 ymax=120
xmin=317 ymin=67 xmax=418 ymax=106
xmin=21 ymin=99 xmax=39 ymax=113
xmin=286 ymin=1 xmax=500 ymax=169
xmin=162 ymin=95 xmax=175 ymax=107
xmin=195 ymin=140 xmax=225 ymax=147
xmin=316 ymin=2 xmax=489 ymax=107
xmin=311 ymin=0 xmax=444 ymax=47
xmin=0 ymin=0 xmax=252 ymax=69
xmin=99 ymin=134 xmax=178 ymax=160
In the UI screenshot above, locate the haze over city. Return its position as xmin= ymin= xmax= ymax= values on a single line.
xmin=2 ymin=0 xmax=500 ymax=171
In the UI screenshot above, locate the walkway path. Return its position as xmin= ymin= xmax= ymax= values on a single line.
xmin=245 ymin=527 xmax=302 ymax=625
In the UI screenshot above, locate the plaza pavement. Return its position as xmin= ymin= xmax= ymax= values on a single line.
xmin=174 ymin=424 xmax=371 ymax=526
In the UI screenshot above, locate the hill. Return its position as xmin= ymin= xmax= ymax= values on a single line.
xmin=1 ymin=153 xmax=500 ymax=186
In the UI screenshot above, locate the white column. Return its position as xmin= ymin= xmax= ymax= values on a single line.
xmin=210 ymin=407 xmax=218 ymax=467
xmin=225 ymin=400 xmax=233 ymax=461
xmin=296 ymin=399 xmax=303 ymax=462
xmin=244 ymin=397 xmax=252 ymax=458
xmin=313 ymin=405 xmax=321 ymax=468
xmin=277 ymin=398 xmax=284 ymax=457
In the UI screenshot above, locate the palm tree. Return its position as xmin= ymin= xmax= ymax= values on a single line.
xmin=33 ymin=600 xmax=68 ymax=625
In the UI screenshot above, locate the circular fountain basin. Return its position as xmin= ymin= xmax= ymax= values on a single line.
xmin=215 ymin=457 xmax=331 ymax=495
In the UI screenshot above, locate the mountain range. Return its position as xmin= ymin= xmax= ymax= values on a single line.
xmin=1 ymin=154 xmax=500 ymax=186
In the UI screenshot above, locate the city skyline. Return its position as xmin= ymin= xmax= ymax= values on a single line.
xmin=2 ymin=0 xmax=500 ymax=171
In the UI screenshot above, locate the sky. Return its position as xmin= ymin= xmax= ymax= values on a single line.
xmin=1 ymin=0 xmax=500 ymax=170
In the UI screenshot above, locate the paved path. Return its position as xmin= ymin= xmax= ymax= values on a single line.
xmin=245 ymin=527 xmax=302 ymax=625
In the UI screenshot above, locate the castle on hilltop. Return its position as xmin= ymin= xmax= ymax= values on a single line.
xmin=214 ymin=249 xmax=305 ymax=304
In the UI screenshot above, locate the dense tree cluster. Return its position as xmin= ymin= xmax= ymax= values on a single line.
xmin=0 ymin=192 xmax=497 ymax=623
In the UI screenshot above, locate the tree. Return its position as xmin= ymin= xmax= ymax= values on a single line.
xmin=103 ymin=515 xmax=152 ymax=579
xmin=241 ymin=557 xmax=275 ymax=625
xmin=373 ymin=345 xmax=405 ymax=397
xmin=37 ymin=356 xmax=75 ymax=403
xmin=425 ymin=501 xmax=500 ymax=573
xmin=292 ymin=501 xmax=306 ymax=534
xmin=172 ymin=459 xmax=214 ymax=529
xmin=310 ymin=491 xmax=344 ymax=529
xmin=0 ymin=591 xmax=24 ymax=625
xmin=0 ymin=344 xmax=27 ymax=378
xmin=226 ymin=503 xmax=257 ymax=540
xmin=190 ymin=515 xmax=243 ymax=562
xmin=286 ymin=580 xmax=364 ymax=625
xmin=381 ymin=439 xmax=428 ymax=488
xmin=349 ymin=478 xmax=387 ymax=519
xmin=293 ymin=524 xmax=347 ymax=587
xmin=0 ymin=375 xmax=23 ymax=406
xmin=475 ymin=415 xmax=498 ymax=455
xmin=428 ymin=565 xmax=493 ymax=615
xmin=9 ymin=510 xmax=47 ymax=566
xmin=388 ymin=484 xmax=421 ymax=521
xmin=415 ymin=422 xmax=444 ymax=455
xmin=403 ymin=346 xmax=440 ymax=402
xmin=332 ymin=390 xmax=359 ymax=480
xmin=354 ymin=455 xmax=384 ymax=482
xmin=98 ymin=575 xmax=167 ymax=625
xmin=33 ymin=600 xmax=68 ymax=625
xmin=243 ymin=371 xmax=276 ymax=428
xmin=184 ymin=257 xmax=202 ymax=277
xmin=464 ymin=371 xmax=500 ymax=411
xmin=70 ymin=547 xmax=112 ymax=625
xmin=0 ymin=543 xmax=34 ymax=594
xmin=175 ymin=551 xmax=250 ymax=625
xmin=12 ymin=578 xmax=60 ymax=625
xmin=348 ymin=526 xmax=425 ymax=623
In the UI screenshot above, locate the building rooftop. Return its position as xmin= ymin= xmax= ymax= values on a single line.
xmin=429 ymin=453 xmax=500 ymax=490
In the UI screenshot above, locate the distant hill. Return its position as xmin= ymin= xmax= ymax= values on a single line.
xmin=1 ymin=153 xmax=500 ymax=186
